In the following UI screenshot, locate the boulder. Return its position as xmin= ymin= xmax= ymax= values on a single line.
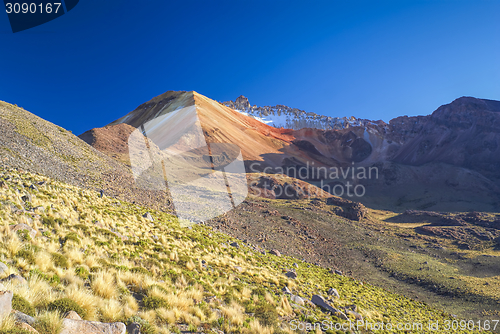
xmin=282 ymin=286 xmax=292 ymax=294
xmin=126 ymin=322 xmax=141 ymax=334
xmin=63 ymin=310 xmax=82 ymax=320
xmin=229 ymin=242 xmax=239 ymax=248
xmin=0 ymin=262 xmax=8 ymax=276
xmin=311 ymin=295 xmax=348 ymax=320
xmin=16 ymin=322 xmax=38 ymax=333
xmin=327 ymin=288 xmax=340 ymax=298
xmin=269 ymin=249 xmax=281 ymax=257
xmin=0 ymin=290 xmax=13 ymax=320
xmin=285 ymin=271 xmax=297 ymax=279
xmin=346 ymin=309 xmax=363 ymax=321
xmin=1 ymin=274 xmax=27 ymax=285
xmin=10 ymin=224 xmax=37 ymax=239
xmin=290 ymin=294 xmax=305 ymax=306
xmin=142 ymin=213 xmax=153 ymax=221
xmin=60 ymin=319 xmax=126 ymax=334
xmin=12 ymin=310 xmax=36 ymax=325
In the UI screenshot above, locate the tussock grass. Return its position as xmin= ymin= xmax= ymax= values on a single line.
xmin=0 ymin=166 xmax=479 ymax=334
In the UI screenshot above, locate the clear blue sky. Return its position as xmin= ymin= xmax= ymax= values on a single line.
xmin=1 ymin=0 xmax=499 ymax=135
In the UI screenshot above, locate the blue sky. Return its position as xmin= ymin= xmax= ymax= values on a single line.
xmin=1 ymin=0 xmax=499 ymax=135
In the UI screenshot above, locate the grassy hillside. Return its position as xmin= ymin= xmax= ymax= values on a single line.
xmin=0 ymin=166 xmax=487 ymax=333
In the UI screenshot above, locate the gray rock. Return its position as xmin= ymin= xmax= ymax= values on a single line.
xmin=335 ymin=270 xmax=343 ymax=275
xmin=10 ymin=223 xmax=37 ymax=239
xmin=327 ymin=288 xmax=340 ymax=298
xmin=282 ymin=286 xmax=292 ymax=294
xmin=1 ymin=274 xmax=27 ymax=285
xmin=290 ymin=294 xmax=305 ymax=306
xmin=29 ymin=185 xmax=38 ymax=191
xmin=230 ymin=242 xmax=239 ymax=248
xmin=311 ymin=295 xmax=348 ymax=320
xmin=13 ymin=310 xmax=36 ymax=325
xmin=0 ymin=262 xmax=8 ymax=276
xmin=142 ymin=213 xmax=153 ymax=221
xmin=293 ymin=263 xmax=299 ymax=268
xmin=234 ymin=266 xmax=243 ymax=272
xmin=126 ymin=322 xmax=141 ymax=334
xmin=60 ymin=319 xmax=126 ymax=334
xmin=285 ymin=271 xmax=297 ymax=279
xmin=0 ymin=290 xmax=13 ymax=320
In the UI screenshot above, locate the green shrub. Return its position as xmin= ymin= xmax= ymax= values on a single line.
xmin=63 ymin=232 xmax=80 ymax=244
xmin=49 ymin=274 xmax=60 ymax=284
xmin=29 ymin=268 xmax=49 ymax=281
xmin=254 ymin=302 xmax=278 ymax=327
xmin=73 ymin=224 xmax=89 ymax=232
xmin=32 ymin=311 xmax=63 ymax=334
xmin=0 ymin=329 xmax=32 ymax=334
xmin=16 ymin=229 xmax=31 ymax=242
xmin=163 ymin=269 xmax=178 ymax=283
xmin=126 ymin=316 xmax=155 ymax=334
xmin=252 ymin=286 xmax=267 ymax=297
xmin=130 ymin=267 xmax=150 ymax=276
xmin=16 ymin=249 xmax=35 ymax=264
xmin=12 ymin=294 xmax=35 ymax=316
xmin=143 ymin=296 xmax=169 ymax=310
xmin=74 ymin=266 xmax=89 ymax=279
xmin=47 ymin=298 xmax=86 ymax=319
xmin=51 ymin=253 xmax=68 ymax=268
xmin=41 ymin=217 xmax=56 ymax=228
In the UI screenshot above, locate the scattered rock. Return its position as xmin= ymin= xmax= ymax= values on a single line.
xmin=126 ymin=322 xmax=141 ymax=334
xmin=33 ymin=206 xmax=45 ymax=213
xmin=230 ymin=242 xmax=239 ymax=248
xmin=285 ymin=271 xmax=297 ymax=279
xmin=290 ymin=294 xmax=305 ymax=306
xmin=282 ymin=286 xmax=292 ymax=294
xmin=269 ymin=249 xmax=281 ymax=257
xmin=293 ymin=263 xmax=299 ymax=268
xmin=63 ymin=310 xmax=82 ymax=320
xmin=1 ymin=274 xmax=27 ymax=285
xmin=346 ymin=309 xmax=363 ymax=321
xmin=10 ymin=223 xmax=37 ymax=239
xmin=142 ymin=213 xmax=153 ymax=221
xmin=12 ymin=310 xmax=36 ymax=325
xmin=0 ymin=262 xmax=8 ymax=276
xmin=311 ymin=295 xmax=348 ymax=320
xmin=0 ymin=290 xmax=13 ymax=320
xmin=327 ymin=288 xmax=340 ymax=298
xmin=21 ymin=195 xmax=31 ymax=203
xmin=60 ymin=319 xmax=126 ymax=334
xmin=233 ymin=266 xmax=243 ymax=272
xmin=327 ymin=198 xmax=367 ymax=221
xmin=16 ymin=322 xmax=38 ymax=333
xmin=29 ymin=185 xmax=38 ymax=191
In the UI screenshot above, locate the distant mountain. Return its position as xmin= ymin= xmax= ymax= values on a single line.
xmin=222 ymin=95 xmax=370 ymax=130
xmin=80 ymin=91 xmax=500 ymax=212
